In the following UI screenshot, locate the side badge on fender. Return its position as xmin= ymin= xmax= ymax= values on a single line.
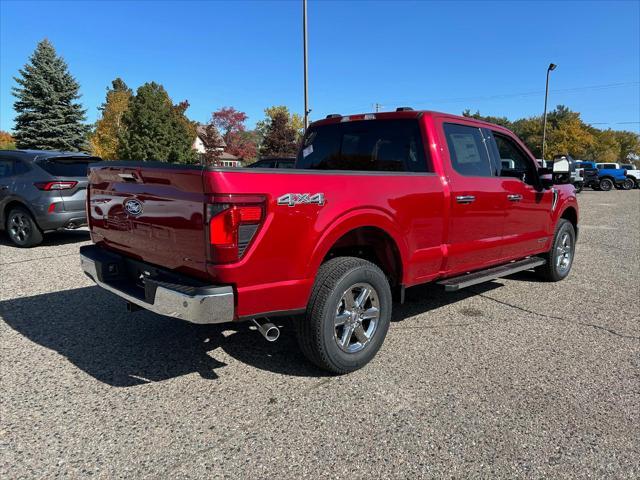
xmin=277 ymin=193 xmax=325 ymax=207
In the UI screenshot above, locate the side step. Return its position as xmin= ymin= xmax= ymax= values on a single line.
xmin=437 ymin=257 xmax=546 ymax=292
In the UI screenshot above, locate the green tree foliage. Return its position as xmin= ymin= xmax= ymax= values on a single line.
xmin=118 ymin=82 xmax=197 ymax=163
xmin=12 ymin=39 xmax=88 ymax=151
xmin=259 ymin=110 xmax=298 ymax=158
xmin=256 ymin=105 xmax=304 ymax=147
xmin=464 ymin=105 xmax=640 ymax=162
xmin=0 ymin=131 xmax=16 ymax=150
xmin=90 ymin=78 xmax=132 ymax=159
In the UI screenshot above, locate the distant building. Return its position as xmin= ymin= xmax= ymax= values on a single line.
xmin=193 ymin=125 xmax=243 ymax=167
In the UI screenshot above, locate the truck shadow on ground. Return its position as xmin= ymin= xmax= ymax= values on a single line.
xmin=0 ymin=282 xmax=503 ymax=386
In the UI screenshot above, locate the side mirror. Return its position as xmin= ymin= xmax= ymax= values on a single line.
xmin=551 ymin=155 xmax=575 ymax=185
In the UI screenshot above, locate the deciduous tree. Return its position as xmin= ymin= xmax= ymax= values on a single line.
xmin=90 ymin=78 xmax=132 ymax=159
xmin=118 ymin=82 xmax=197 ymax=163
xmin=12 ymin=39 xmax=88 ymax=151
xmin=207 ymin=107 xmax=257 ymax=161
xmin=0 ymin=131 xmax=16 ymax=150
xmin=256 ymin=106 xmax=303 ymax=146
xmin=259 ymin=110 xmax=298 ymax=157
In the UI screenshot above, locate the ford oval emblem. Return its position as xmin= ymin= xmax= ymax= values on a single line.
xmin=124 ymin=198 xmax=143 ymax=216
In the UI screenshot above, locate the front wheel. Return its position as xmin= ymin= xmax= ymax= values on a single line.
xmin=295 ymin=257 xmax=392 ymax=374
xmin=599 ymin=178 xmax=614 ymax=191
xmin=621 ymin=178 xmax=634 ymax=190
xmin=535 ymin=219 xmax=575 ymax=282
xmin=573 ymin=182 xmax=583 ymax=193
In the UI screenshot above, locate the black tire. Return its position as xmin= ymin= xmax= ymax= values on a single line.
xmin=621 ymin=178 xmax=634 ymax=190
xmin=535 ymin=219 xmax=575 ymax=282
xmin=599 ymin=178 xmax=614 ymax=191
xmin=574 ymin=182 xmax=583 ymax=193
xmin=295 ymin=257 xmax=392 ymax=374
xmin=5 ymin=206 xmax=43 ymax=247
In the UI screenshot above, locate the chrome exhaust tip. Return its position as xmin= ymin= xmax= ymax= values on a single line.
xmin=252 ymin=319 xmax=280 ymax=342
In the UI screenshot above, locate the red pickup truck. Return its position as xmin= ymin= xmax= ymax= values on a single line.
xmin=80 ymin=109 xmax=578 ymax=373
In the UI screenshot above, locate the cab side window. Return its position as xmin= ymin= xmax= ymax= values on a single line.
xmin=491 ymin=132 xmax=537 ymax=185
xmin=443 ymin=123 xmax=493 ymax=177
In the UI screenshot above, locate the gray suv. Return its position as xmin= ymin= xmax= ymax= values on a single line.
xmin=0 ymin=150 xmax=101 ymax=247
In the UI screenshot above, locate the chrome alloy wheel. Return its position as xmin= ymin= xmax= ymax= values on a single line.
xmin=556 ymin=231 xmax=573 ymax=274
xmin=334 ymin=282 xmax=380 ymax=353
xmin=8 ymin=212 xmax=32 ymax=245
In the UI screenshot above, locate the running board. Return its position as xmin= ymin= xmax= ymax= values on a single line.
xmin=437 ymin=257 xmax=546 ymax=292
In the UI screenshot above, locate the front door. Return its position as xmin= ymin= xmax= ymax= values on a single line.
xmin=439 ymin=121 xmax=507 ymax=274
xmin=486 ymin=130 xmax=553 ymax=258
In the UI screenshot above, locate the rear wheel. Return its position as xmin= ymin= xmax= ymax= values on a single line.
xmin=621 ymin=178 xmax=634 ymax=190
xmin=295 ymin=257 xmax=392 ymax=374
xmin=5 ymin=206 xmax=43 ymax=247
xmin=535 ymin=219 xmax=575 ymax=282
xmin=599 ymin=178 xmax=614 ymax=191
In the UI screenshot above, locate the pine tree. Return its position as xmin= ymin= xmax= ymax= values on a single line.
xmin=118 ymin=82 xmax=197 ymax=163
xmin=12 ymin=39 xmax=88 ymax=151
xmin=90 ymin=78 xmax=132 ymax=159
xmin=259 ymin=110 xmax=298 ymax=157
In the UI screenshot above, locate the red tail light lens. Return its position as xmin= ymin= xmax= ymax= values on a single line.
xmin=34 ymin=181 xmax=77 ymax=191
xmin=207 ymin=195 xmax=265 ymax=264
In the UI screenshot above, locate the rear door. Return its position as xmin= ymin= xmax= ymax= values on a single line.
xmin=438 ymin=121 xmax=507 ymax=274
xmin=0 ymin=155 xmax=16 ymax=218
xmin=88 ymin=163 xmax=209 ymax=278
xmin=486 ymin=130 xmax=553 ymax=258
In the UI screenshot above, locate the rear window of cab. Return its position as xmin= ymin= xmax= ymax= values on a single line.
xmin=296 ymin=119 xmax=431 ymax=172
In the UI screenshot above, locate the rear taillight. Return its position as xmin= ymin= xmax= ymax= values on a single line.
xmin=207 ymin=195 xmax=265 ymax=264
xmin=34 ymin=181 xmax=77 ymax=190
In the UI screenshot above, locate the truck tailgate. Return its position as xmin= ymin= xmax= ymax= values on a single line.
xmin=88 ymin=163 xmax=209 ymax=280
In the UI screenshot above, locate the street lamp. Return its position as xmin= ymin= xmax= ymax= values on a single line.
xmin=541 ymin=63 xmax=557 ymax=161
xmin=303 ymin=0 xmax=309 ymax=131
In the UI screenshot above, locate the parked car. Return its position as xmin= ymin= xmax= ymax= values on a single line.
xmin=80 ymin=109 xmax=578 ymax=374
xmin=608 ymin=163 xmax=640 ymax=189
xmin=248 ymin=157 xmax=296 ymax=169
xmin=595 ymin=162 xmax=634 ymax=190
xmin=575 ymin=161 xmax=627 ymax=191
xmin=0 ymin=150 xmax=101 ymax=247
xmin=619 ymin=164 xmax=640 ymax=188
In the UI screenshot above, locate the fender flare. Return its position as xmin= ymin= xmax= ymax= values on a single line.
xmin=304 ymin=208 xmax=409 ymax=282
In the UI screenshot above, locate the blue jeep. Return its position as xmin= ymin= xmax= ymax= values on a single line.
xmin=575 ymin=161 xmax=627 ymax=191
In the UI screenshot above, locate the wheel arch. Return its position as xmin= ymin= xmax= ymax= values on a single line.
xmin=306 ymin=210 xmax=408 ymax=288
xmin=1 ymin=199 xmax=37 ymax=230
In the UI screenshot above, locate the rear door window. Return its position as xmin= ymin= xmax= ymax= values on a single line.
xmin=296 ymin=119 xmax=430 ymax=172
xmin=443 ymin=123 xmax=493 ymax=177
xmin=0 ymin=159 xmax=14 ymax=178
xmin=36 ymin=156 xmax=99 ymax=177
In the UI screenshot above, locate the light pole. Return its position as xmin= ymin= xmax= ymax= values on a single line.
xmin=541 ymin=63 xmax=557 ymax=161
xmin=303 ymin=0 xmax=309 ymax=131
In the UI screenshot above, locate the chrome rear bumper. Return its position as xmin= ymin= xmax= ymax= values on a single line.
xmin=80 ymin=245 xmax=234 ymax=324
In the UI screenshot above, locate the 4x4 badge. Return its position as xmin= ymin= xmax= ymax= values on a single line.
xmin=277 ymin=193 xmax=325 ymax=207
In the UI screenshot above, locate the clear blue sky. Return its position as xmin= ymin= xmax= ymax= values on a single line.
xmin=1 ymin=0 xmax=639 ymax=132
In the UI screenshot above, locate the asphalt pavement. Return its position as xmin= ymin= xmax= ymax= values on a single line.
xmin=1 ymin=189 xmax=638 ymax=479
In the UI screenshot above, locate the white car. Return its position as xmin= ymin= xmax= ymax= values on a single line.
xmin=620 ymin=164 xmax=640 ymax=188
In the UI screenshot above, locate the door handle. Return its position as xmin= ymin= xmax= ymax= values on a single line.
xmin=456 ymin=195 xmax=476 ymax=204
xmin=507 ymin=194 xmax=523 ymax=202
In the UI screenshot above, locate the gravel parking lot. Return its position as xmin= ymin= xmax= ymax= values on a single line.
xmin=1 ymin=190 xmax=638 ymax=479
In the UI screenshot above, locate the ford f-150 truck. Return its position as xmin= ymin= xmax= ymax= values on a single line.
xmin=80 ymin=109 xmax=578 ymax=373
